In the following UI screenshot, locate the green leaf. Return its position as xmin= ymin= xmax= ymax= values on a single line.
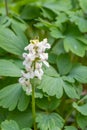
xmin=1 ymin=120 xmax=20 ymax=130
xmin=75 ymin=17 xmax=87 ymax=33
xmin=64 ymin=36 xmax=86 ymax=57
xmin=36 ymin=96 xmax=61 ymax=111
xmin=8 ymin=110 xmax=33 ymax=129
xmin=36 ymin=112 xmax=64 ymax=130
xmin=1 ymin=120 xmax=32 ymax=130
xmin=56 ymin=54 xmax=72 ymax=75
xmin=48 ymin=53 xmax=57 ymax=64
xmin=41 ymin=8 xmax=56 ymax=20
xmin=76 ymin=36 xmax=87 ymax=45
xmin=50 ymin=27 xmax=64 ymax=39
xmin=39 ymin=18 xmax=52 ymax=28
xmin=0 ymin=108 xmax=8 ymax=124
xmin=62 ymin=76 xmax=75 ymax=83
xmin=17 ymin=90 xmax=30 ymax=111
xmin=73 ymin=102 xmax=87 ymax=116
xmin=55 ymin=13 xmax=68 ymax=24
xmin=20 ymin=5 xmax=40 ymax=20
xmin=0 ymin=48 xmax=7 ymax=56
xmin=68 ymin=13 xmax=87 ymax=33
xmin=0 ymin=59 xmax=21 ymax=77
xmin=22 ymin=128 xmax=32 ymax=130
xmin=11 ymin=18 xmax=27 ymax=32
xmin=70 ymin=64 xmax=87 ymax=83
xmin=51 ymin=127 xmax=61 ymax=130
xmin=44 ymin=66 xmax=59 ymax=77
xmin=0 ymin=83 xmax=29 ymax=111
xmin=77 ymin=114 xmax=87 ymax=129
xmin=0 ymin=26 xmax=28 ymax=56
xmin=43 ymin=0 xmax=72 ymax=13
xmin=38 ymin=75 xmax=63 ymax=99
xmin=63 ymin=82 xmax=80 ymax=99
xmin=64 ymin=126 xmax=77 ymax=130
xmin=79 ymin=0 xmax=87 ymax=13
xmin=51 ymin=40 xmax=65 ymax=55
xmin=11 ymin=21 xmax=28 ymax=46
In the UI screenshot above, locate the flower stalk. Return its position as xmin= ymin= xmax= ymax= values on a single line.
xmin=4 ymin=0 xmax=9 ymax=16
xmin=19 ymin=38 xmax=50 ymax=130
xmin=32 ymin=85 xmax=37 ymax=130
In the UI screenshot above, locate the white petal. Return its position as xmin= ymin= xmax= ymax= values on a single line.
xmin=22 ymin=53 xmax=28 ymax=58
xmin=34 ymin=69 xmax=43 ymax=80
xmin=19 ymin=77 xmax=26 ymax=85
xmin=26 ymin=85 xmax=32 ymax=95
xmin=43 ymin=38 xmax=47 ymax=43
xmin=43 ymin=61 xmax=49 ymax=67
xmin=45 ymin=43 xmax=51 ymax=49
xmin=27 ymin=53 xmax=36 ymax=61
xmin=35 ymin=62 xmax=42 ymax=69
xmin=40 ymin=53 xmax=48 ymax=60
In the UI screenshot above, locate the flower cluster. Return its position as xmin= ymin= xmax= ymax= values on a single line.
xmin=19 ymin=38 xmax=51 ymax=95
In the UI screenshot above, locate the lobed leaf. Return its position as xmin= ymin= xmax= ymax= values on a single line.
xmin=0 ymin=26 xmax=28 ymax=56
xmin=1 ymin=120 xmax=32 ymax=130
xmin=36 ymin=96 xmax=61 ymax=111
xmin=0 ymin=59 xmax=21 ymax=77
xmin=77 ymin=114 xmax=87 ymax=129
xmin=64 ymin=36 xmax=86 ymax=57
xmin=0 ymin=83 xmax=29 ymax=111
xmin=79 ymin=0 xmax=87 ymax=13
xmin=63 ymin=82 xmax=80 ymax=99
xmin=56 ymin=54 xmax=72 ymax=75
xmin=38 ymin=75 xmax=63 ymax=99
xmin=64 ymin=126 xmax=77 ymax=130
xmin=70 ymin=64 xmax=87 ymax=83
xmin=73 ymin=102 xmax=87 ymax=116
xmin=1 ymin=120 xmax=20 ymax=130
xmin=36 ymin=112 xmax=64 ymax=130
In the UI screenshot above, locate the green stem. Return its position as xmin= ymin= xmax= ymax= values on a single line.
xmin=65 ymin=108 xmax=73 ymax=123
xmin=4 ymin=0 xmax=9 ymax=16
xmin=32 ymin=86 xmax=37 ymax=130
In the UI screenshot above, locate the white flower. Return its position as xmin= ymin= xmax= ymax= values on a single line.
xmin=43 ymin=60 xmax=49 ymax=67
xmin=24 ymin=43 xmax=34 ymax=51
xmin=39 ymin=53 xmax=48 ymax=61
xmin=26 ymin=86 xmax=32 ymax=95
xmin=35 ymin=62 xmax=42 ymax=69
xmin=34 ymin=68 xmax=44 ymax=80
xmin=19 ymin=38 xmax=51 ymax=95
xmin=19 ymin=77 xmax=26 ymax=85
xmin=27 ymin=53 xmax=36 ymax=61
xmin=22 ymin=81 xmax=32 ymax=95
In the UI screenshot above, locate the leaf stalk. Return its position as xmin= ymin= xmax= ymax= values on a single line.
xmin=4 ymin=0 xmax=9 ymax=16
xmin=32 ymin=86 xmax=37 ymax=130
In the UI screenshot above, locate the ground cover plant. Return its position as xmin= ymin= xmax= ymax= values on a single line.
xmin=0 ymin=0 xmax=87 ymax=130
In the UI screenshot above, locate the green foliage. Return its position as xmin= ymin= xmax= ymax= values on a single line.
xmin=1 ymin=120 xmax=31 ymax=130
xmin=0 ymin=0 xmax=87 ymax=129
xmin=0 ymin=26 xmax=28 ymax=56
xmin=56 ymin=54 xmax=72 ymax=75
xmin=64 ymin=36 xmax=86 ymax=57
xmin=79 ymin=0 xmax=87 ymax=13
xmin=70 ymin=64 xmax=87 ymax=83
xmin=73 ymin=102 xmax=87 ymax=116
xmin=64 ymin=126 xmax=77 ymax=130
xmin=36 ymin=112 xmax=64 ymax=130
xmin=0 ymin=83 xmax=29 ymax=111
xmin=8 ymin=110 xmax=33 ymax=128
xmin=38 ymin=75 xmax=63 ymax=99
xmin=77 ymin=114 xmax=87 ymax=129
xmin=36 ymin=96 xmax=61 ymax=111
xmin=0 ymin=59 xmax=21 ymax=77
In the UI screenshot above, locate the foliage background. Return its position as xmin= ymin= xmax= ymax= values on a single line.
xmin=0 ymin=0 xmax=87 ymax=130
